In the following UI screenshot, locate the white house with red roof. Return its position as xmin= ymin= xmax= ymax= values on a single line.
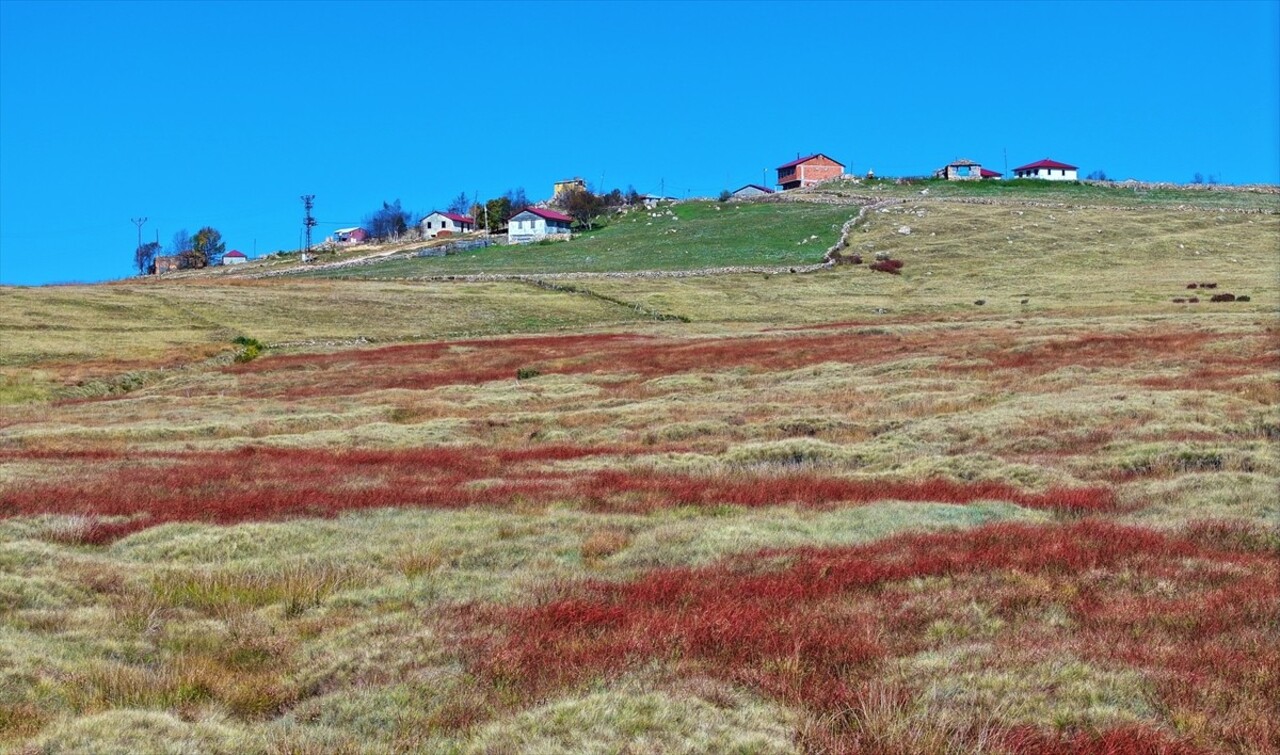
xmin=776 ymin=153 xmax=845 ymax=190
xmin=1012 ymin=158 xmax=1078 ymax=181
xmin=508 ymin=207 xmax=572 ymax=244
xmin=221 ymin=250 xmax=248 ymax=265
xmin=420 ymin=211 xmax=476 ymax=238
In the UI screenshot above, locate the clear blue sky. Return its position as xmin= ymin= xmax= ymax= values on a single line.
xmin=1 ymin=0 xmax=1277 ymax=285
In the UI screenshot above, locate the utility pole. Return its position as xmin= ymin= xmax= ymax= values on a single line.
xmin=131 ymin=217 xmax=147 ymax=252
xmin=300 ymin=195 xmax=316 ymax=257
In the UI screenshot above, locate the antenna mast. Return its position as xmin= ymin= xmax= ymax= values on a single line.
xmin=300 ymin=195 xmax=317 ymax=254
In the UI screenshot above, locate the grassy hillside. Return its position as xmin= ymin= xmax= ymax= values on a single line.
xmin=821 ymin=176 xmax=1280 ymax=211
xmin=582 ymin=200 xmax=1279 ymax=322
xmin=0 ymin=280 xmax=652 ymax=396
xmin=307 ymin=201 xmax=859 ymax=279
xmin=1 ymin=187 xmax=1277 ymax=754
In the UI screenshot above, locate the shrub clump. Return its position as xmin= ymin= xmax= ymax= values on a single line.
xmin=869 ymin=259 xmax=904 ymax=274
xmin=516 ymin=367 xmax=541 ymax=380
xmin=232 ymin=336 xmax=264 ymax=363
xmin=1209 ymin=293 xmax=1236 ymax=302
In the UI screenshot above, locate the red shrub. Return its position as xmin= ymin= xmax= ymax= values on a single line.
xmin=465 ymin=521 xmax=1274 ymax=753
xmin=0 ymin=447 xmax=1118 ymax=540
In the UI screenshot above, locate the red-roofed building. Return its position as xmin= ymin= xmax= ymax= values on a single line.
xmin=420 ymin=211 xmax=476 ymax=238
xmin=334 ymin=227 xmax=368 ymax=244
xmin=776 ymin=153 xmax=845 ymax=190
xmin=508 ymin=206 xmax=572 ymax=244
xmin=1012 ymin=158 xmax=1078 ymax=181
xmin=222 ymin=250 xmax=248 ymax=265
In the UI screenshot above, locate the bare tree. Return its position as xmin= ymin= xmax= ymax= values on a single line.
xmin=134 ymin=241 xmax=161 ymax=274
xmin=170 ymin=229 xmax=193 ymax=254
xmin=362 ymin=199 xmax=412 ymax=240
xmin=447 ymin=192 xmax=469 ymax=215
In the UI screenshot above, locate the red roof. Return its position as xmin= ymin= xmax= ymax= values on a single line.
xmin=980 ymin=168 xmax=1002 ymax=178
xmin=515 ymin=206 xmax=573 ymax=222
xmin=224 ymin=250 xmax=247 ymax=258
xmin=777 ymin=153 xmax=844 ymax=170
xmin=1013 ymin=158 xmax=1077 ymax=172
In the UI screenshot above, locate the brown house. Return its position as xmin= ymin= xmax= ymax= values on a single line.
xmin=776 ymin=153 xmax=845 ymax=190
xmin=153 ymin=255 xmax=182 ymax=274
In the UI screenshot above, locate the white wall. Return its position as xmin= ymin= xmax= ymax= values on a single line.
xmin=507 ymin=212 xmax=570 ymax=244
xmin=1016 ymin=167 xmax=1078 ymax=181
xmin=421 ymin=213 xmax=473 ymax=238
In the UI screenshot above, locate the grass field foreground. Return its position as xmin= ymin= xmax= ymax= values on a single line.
xmin=1 ymin=189 xmax=1278 ymax=753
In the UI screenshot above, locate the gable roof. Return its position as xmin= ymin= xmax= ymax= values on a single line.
xmin=223 ymin=250 xmax=247 ymax=258
xmin=1013 ymin=158 xmax=1078 ymax=172
xmin=777 ymin=153 xmax=844 ymax=170
xmin=422 ymin=211 xmax=475 ymax=224
xmin=980 ymin=168 xmax=1002 ymax=178
xmin=335 ymin=227 xmax=361 ymax=234
xmin=733 ymin=184 xmax=774 ymax=194
xmin=947 ymin=158 xmax=981 ymax=167
xmin=512 ymin=206 xmax=573 ymax=222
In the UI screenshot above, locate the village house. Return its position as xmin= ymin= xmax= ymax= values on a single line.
xmin=334 ymin=227 xmax=368 ymax=244
xmin=776 ymin=153 xmax=845 ymax=190
xmin=153 ymin=255 xmax=182 ymax=274
xmin=221 ymin=250 xmax=248 ymax=265
xmin=642 ymin=193 xmax=677 ymax=208
xmin=1012 ymin=158 xmax=1078 ymax=181
xmin=553 ymin=177 xmax=586 ymax=199
xmin=935 ymin=159 xmax=1002 ymax=181
xmin=508 ymin=207 xmax=572 ymax=244
xmin=420 ymin=211 xmax=476 ymax=238
xmin=730 ymin=184 xmax=774 ymax=199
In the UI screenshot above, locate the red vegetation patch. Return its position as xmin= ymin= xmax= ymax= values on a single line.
xmin=0 ymin=447 xmax=1116 ymax=541
xmin=212 ymin=325 xmax=1269 ymax=403
xmin=216 ymin=329 xmax=952 ymax=400
xmin=574 ymin=470 xmax=1114 ymax=515
xmin=466 ymin=521 xmax=1276 ymax=754
xmin=869 ymin=259 xmax=904 ymax=274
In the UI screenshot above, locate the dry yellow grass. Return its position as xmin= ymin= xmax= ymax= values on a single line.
xmin=1 ymin=192 xmax=1277 ymax=753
